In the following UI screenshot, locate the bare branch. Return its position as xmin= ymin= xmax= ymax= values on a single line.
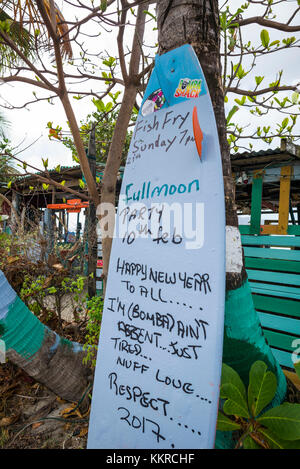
xmin=237 ymin=16 xmax=300 ymax=32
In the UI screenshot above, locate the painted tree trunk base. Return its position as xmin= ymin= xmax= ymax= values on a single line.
xmin=223 ymin=279 xmax=287 ymax=403
xmin=215 ymin=279 xmax=287 ymax=449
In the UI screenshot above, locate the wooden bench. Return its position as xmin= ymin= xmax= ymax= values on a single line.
xmin=241 ymin=234 xmax=300 ymax=370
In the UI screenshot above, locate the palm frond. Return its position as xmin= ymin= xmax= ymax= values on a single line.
xmin=0 ymin=0 xmax=72 ymax=66
xmin=41 ymin=0 xmax=73 ymax=59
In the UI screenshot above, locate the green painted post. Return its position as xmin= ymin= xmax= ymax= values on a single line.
xmin=250 ymin=173 xmax=263 ymax=235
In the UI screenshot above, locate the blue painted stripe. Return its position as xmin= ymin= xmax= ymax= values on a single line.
xmin=49 ymin=331 xmax=60 ymax=356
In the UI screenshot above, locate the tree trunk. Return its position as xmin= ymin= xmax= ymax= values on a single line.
xmin=99 ymin=85 xmax=138 ymax=293
xmin=156 ymin=0 xmax=286 ymax=402
xmin=99 ymin=3 xmax=149 ymax=294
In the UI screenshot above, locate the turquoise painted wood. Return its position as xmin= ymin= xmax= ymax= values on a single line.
xmin=245 ymin=257 xmax=300 ymax=273
xmin=251 ymin=282 xmax=300 ymax=299
xmin=247 ymin=270 xmax=300 ymax=286
xmin=271 ymin=348 xmax=295 ymax=369
xmin=240 ymin=231 xmax=300 ymax=370
xmin=244 ymin=246 xmax=300 ymax=261
xmin=258 ymin=311 xmax=300 ymax=336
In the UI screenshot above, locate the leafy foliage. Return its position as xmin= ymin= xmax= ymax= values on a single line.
xmin=0 ymin=8 xmax=36 ymax=70
xmin=49 ymin=104 xmax=135 ymax=167
xmin=218 ymin=361 xmax=300 ymax=449
xmin=221 ymin=1 xmax=300 ymax=152
xmin=0 ymin=112 xmax=15 ymax=185
xmin=83 ymin=295 xmax=103 ymax=367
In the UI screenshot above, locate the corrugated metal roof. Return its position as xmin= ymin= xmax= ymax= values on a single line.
xmin=231 ymin=147 xmax=285 ymax=160
xmin=11 ymin=146 xmax=299 ymax=184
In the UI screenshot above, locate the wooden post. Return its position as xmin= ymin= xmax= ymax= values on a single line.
xmin=11 ymin=190 xmax=20 ymax=235
xmin=250 ymin=171 xmax=263 ymax=235
xmin=278 ymin=166 xmax=292 ymax=235
xmin=87 ymin=128 xmax=97 ymax=298
xmin=44 ymin=208 xmax=54 ymax=258
xmin=261 ymin=165 xmax=292 ymax=235
xmin=76 ymin=212 xmax=81 ymax=241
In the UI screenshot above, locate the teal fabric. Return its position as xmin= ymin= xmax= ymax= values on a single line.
xmin=222 ymin=279 xmax=286 ymax=403
xmin=0 ymin=295 xmax=45 ymax=359
xmin=0 ymin=270 xmax=82 ymax=360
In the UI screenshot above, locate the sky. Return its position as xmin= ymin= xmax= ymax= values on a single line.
xmin=0 ymin=1 xmax=299 ymax=171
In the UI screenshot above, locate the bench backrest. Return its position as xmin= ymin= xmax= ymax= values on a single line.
xmin=241 ymin=234 xmax=300 ymax=370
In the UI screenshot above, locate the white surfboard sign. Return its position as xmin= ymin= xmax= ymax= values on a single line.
xmin=87 ymin=44 xmax=225 ymax=449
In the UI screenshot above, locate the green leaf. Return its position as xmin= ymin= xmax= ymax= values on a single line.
xmin=283 ymin=36 xmax=296 ymax=46
xmin=72 ymin=155 xmax=80 ymax=164
xmin=221 ymin=383 xmax=250 ymax=418
xmin=269 ymin=40 xmax=280 ymax=47
xmin=42 ymin=183 xmax=49 ymax=190
xmin=242 ymin=435 xmax=262 ymax=449
xmin=258 ymin=427 xmax=285 ymax=449
xmin=92 ymin=98 xmax=105 ymax=112
xmin=234 ymin=96 xmax=246 ymax=106
xmin=257 ymin=403 xmax=300 ymax=440
xmin=100 ymin=0 xmax=107 ymax=12
xmin=79 ymin=179 xmax=85 ymax=189
xmin=295 ymin=362 xmax=300 ymax=381
xmin=220 ymin=363 xmax=249 ymax=418
xmin=235 ymin=64 xmax=246 ymax=79
xmin=216 ymin=412 xmax=241 ymax=432
xmin=292 ymin=92 xmax=299 ymax=105
xmin=7 ymin=180 xmax=12 ymax=189
xmin=255 ymin=76 xmax=264 ymax=86
xmin=221 ymin=363 xmax=247 ymax=399
xmin=144 ymin=10 xmax=156 ymax=21
xmin=282 ymin=117 xmax=289 ymax=129
xmin=258 ymin=427 xmax=300 ymax=449
xmin=42 ymin=158 xmax=48 ymax=169
xmin=226 ymin=105 xmax=239 ymax=125
xmin=260 ymin=29 xmax=270 ymax=48
xmin=248 ymin=361 xmax=277 ymax=417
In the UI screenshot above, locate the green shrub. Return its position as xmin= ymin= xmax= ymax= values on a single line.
xmin=83 ymin=295 xmax=103 ymax=367
xmin=217 ymin=360 xmax=300 ymax=449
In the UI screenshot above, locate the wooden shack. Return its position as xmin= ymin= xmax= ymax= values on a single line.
xmin=233 ymin=139 xmax=300 ymax=370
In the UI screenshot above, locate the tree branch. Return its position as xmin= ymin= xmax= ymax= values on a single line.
xmin=237 ymin=16 xmax=300 ymax=32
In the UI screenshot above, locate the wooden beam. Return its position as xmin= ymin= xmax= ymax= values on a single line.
xmin=278 ymin=165 xmax=292 ymax=235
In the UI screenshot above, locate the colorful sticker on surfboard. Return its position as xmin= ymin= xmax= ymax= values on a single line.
xmin=174 ymin=78 xmax=204 ymax=98
xmin=141 ymin=88 xmax=166 ymax=117
xmin=87 ymin=44 xmax=225 ymax=450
